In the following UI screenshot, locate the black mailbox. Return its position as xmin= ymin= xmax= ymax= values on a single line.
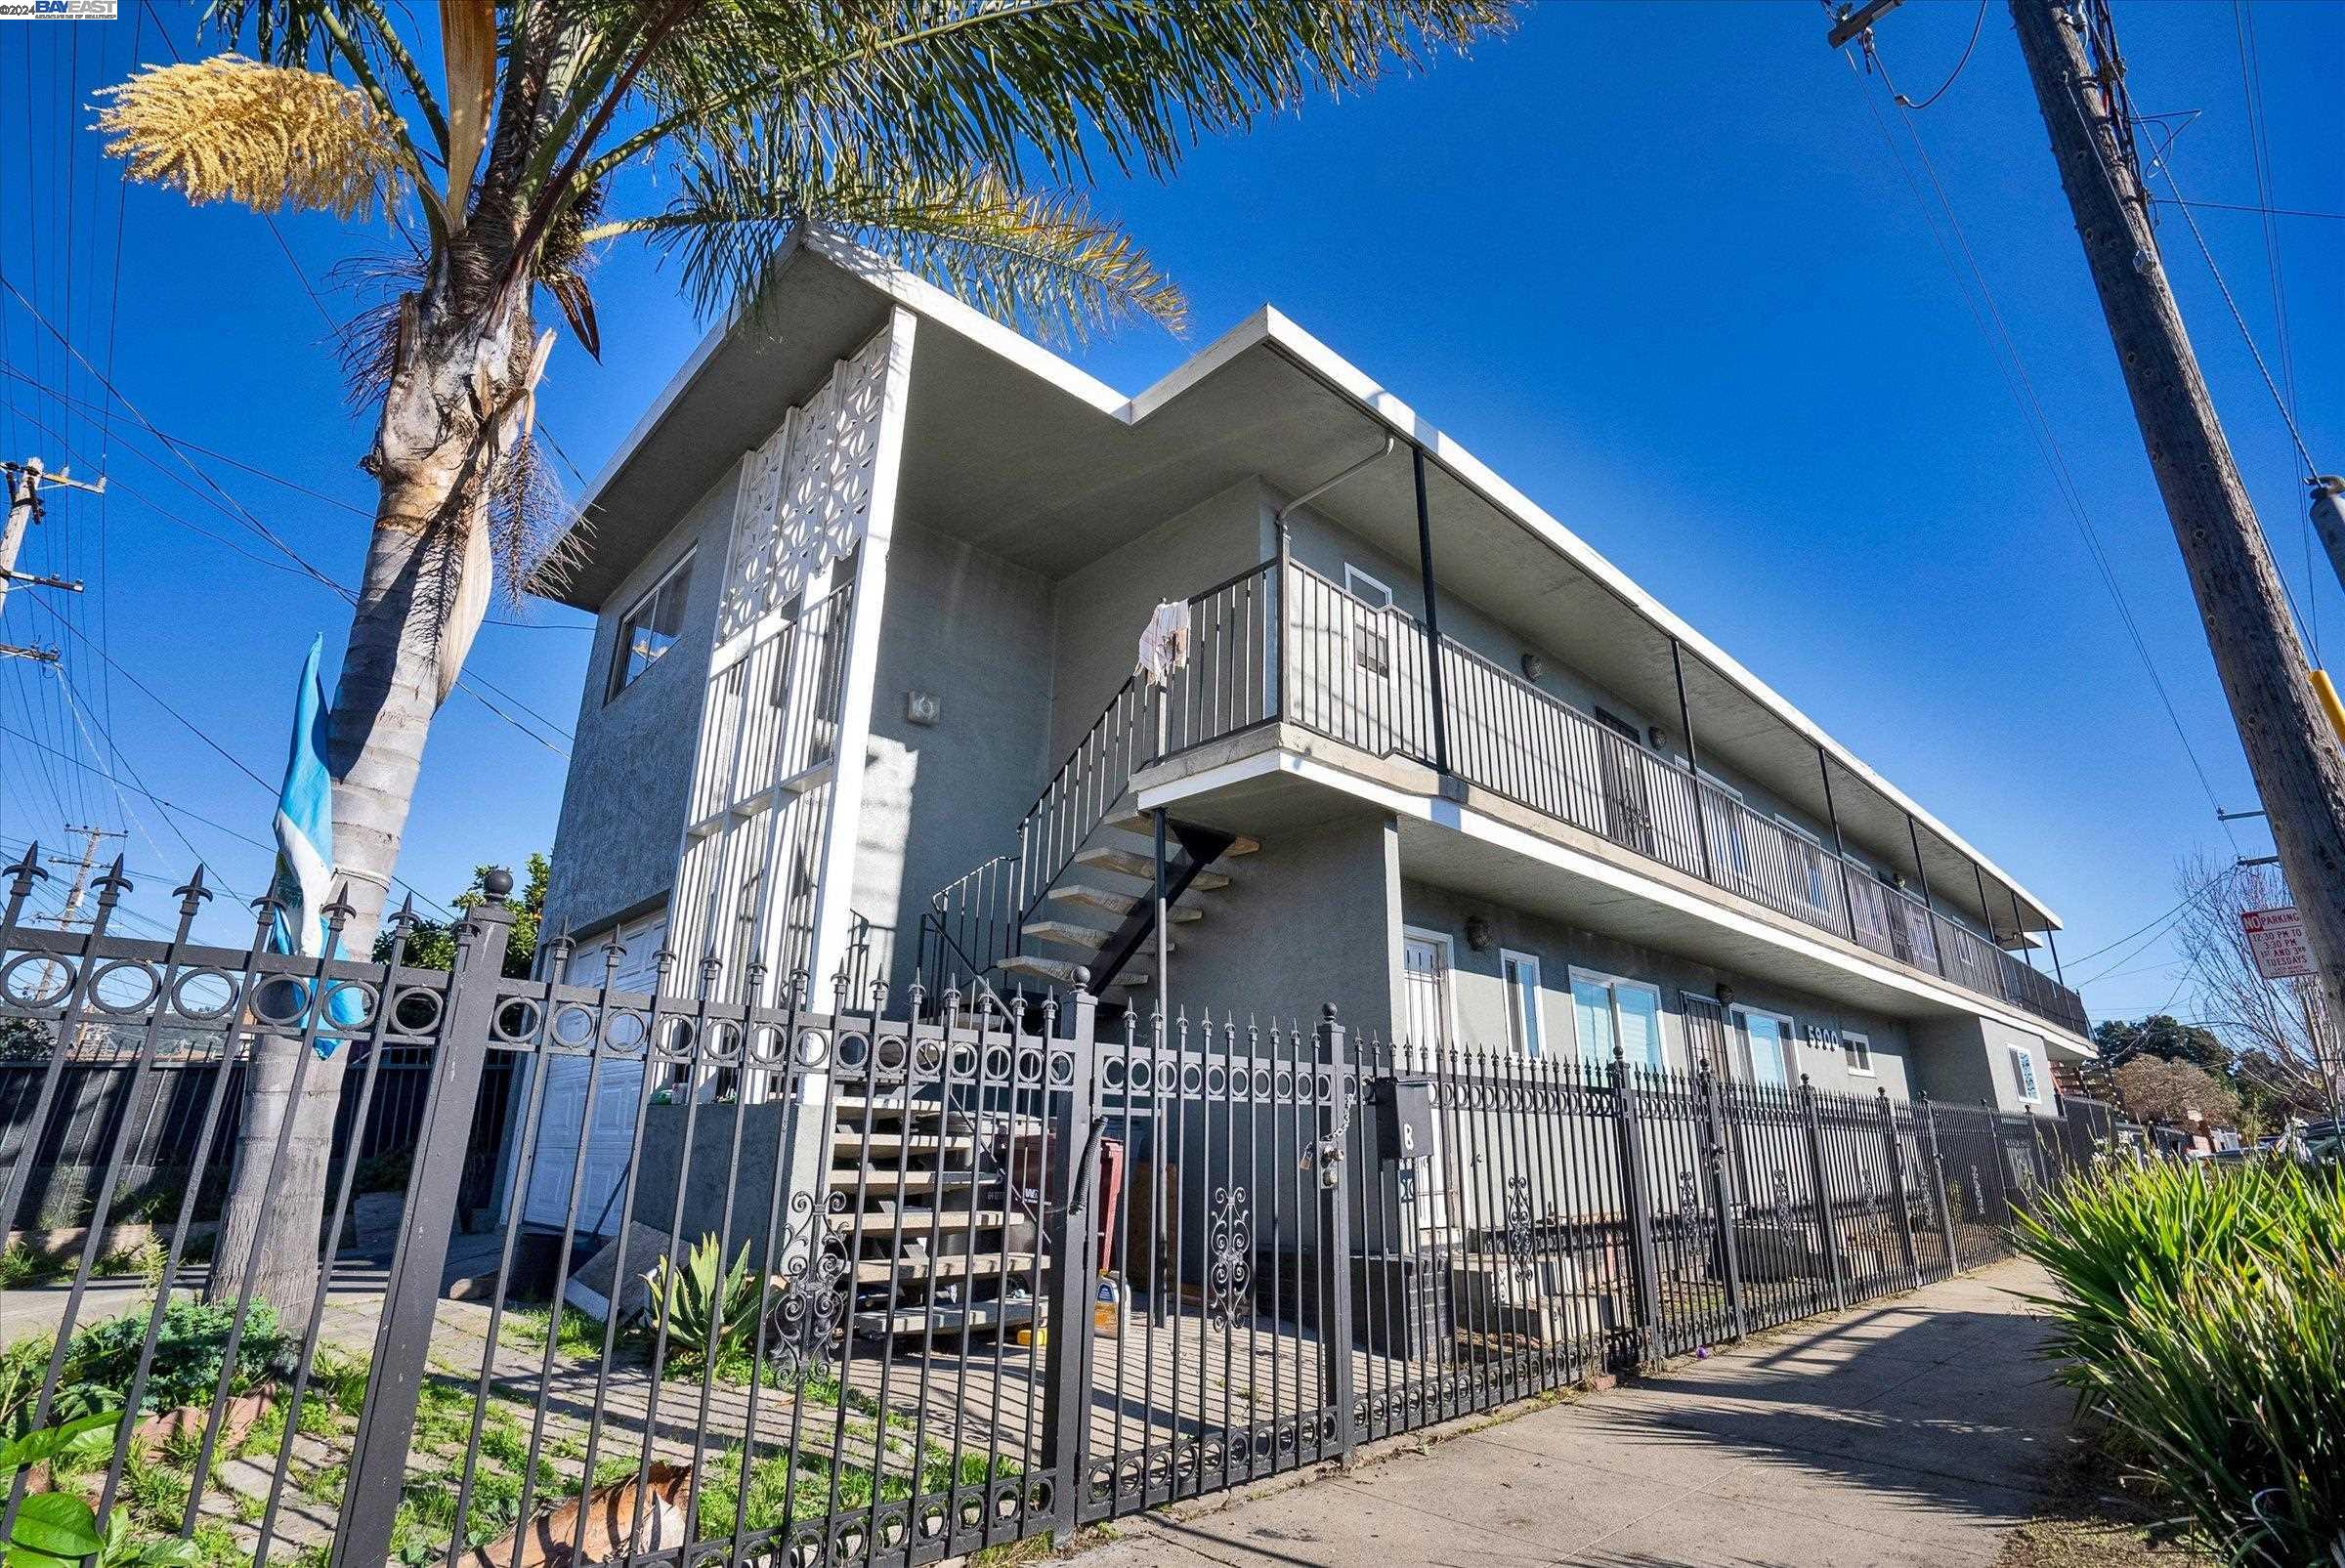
xmin=1369 ymin=1075 xmax=1437 ymax=1164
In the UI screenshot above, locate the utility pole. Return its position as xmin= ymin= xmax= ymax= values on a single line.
xmin=1991 ymin=0 xmax=2345 ymax=1056
xmin=49 ymin=826 xmax=125 ymax=930
xmin=0 ymin=457 xmax=96 ymax=663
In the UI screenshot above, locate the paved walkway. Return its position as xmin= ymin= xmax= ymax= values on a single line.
xmin=1072 ymin=1259 xmax=2069 ymax=1568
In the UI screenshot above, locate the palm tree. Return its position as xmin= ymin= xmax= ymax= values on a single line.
xmin=99 ymin=0 xmax=1512 ymax=1312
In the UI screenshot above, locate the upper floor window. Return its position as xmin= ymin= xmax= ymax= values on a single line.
xmin=1343 ymin=565 xmax=1393 ymax=675
xmin=1593 ymin=706 xmax=1642 ymax=745
xmin=1501 ymin=950 xmax=1545 ymax=1058
xmin=611 ymin=551 xmax=694 ymax=697
xmin=1343 ymin=564 xmax=1393 ymax=609
xmin=2009 ymin=1044 xmax=2041 ymax=1102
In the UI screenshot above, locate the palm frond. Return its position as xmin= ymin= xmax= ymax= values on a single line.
xmin=619 ymin=152 xmax=1185 ymax=345
xmin=490 ymin=433 xmax=589 ymax=608
xmin=329 ymin=249 xmax=428 ymax=409
xmin=96 ymin=56 xmax=406 ymax=219
xmin=600 ymin=0 xmax=1517 ymax=195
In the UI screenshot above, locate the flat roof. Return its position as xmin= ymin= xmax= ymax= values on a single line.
xmin=559 ymin=237 xmax=2069 ymax=934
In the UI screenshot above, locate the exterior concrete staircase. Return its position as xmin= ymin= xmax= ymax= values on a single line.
xmin=826 ymin=1091 xmax=1044 ymax=1337
xmin=998 ymin=813 xmax=1258 ymax=998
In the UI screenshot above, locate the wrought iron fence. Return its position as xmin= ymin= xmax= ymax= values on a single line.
xmin=0 ymin=852 xmax=2124 ymax=1568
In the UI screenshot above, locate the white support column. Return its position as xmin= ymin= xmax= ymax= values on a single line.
xmin=805 ymin=308 xmax=918 ymax=1001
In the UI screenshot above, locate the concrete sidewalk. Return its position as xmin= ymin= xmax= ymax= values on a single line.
xmin=1071 ymin=1259 xmax=2072 ymax=1568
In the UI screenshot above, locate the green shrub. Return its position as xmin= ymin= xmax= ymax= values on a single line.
xmin=63 ymin=1299 xmax=296 ymax=1416
xmin=0 ymin=1336 xmax=56 ymax=1431
xmin=0 ymin=1244 xmax=46 ymax=1289
xmin=2017 ymin=1158 xmax=2345 ymax=1563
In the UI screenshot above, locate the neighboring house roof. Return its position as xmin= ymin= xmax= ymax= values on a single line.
xmin=557 ymin=234 xmax=2069 ymax=935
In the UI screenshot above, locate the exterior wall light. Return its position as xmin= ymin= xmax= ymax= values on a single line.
xmin=1465 ymin=915 xmax=1493 ymax=953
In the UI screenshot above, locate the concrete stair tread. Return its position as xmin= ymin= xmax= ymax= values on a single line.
xmin=1043 ymin=884 xmax=1204 ymax=921
xmin=830 ymin=1096 xmax=967 ymax=1125
xmin=854 ymin=1250 xmax=1041 ymax=1285
xmin=1022 ymin=918 xmax=1176 ymax=955
xmin=845 ymin=1206 xmax=1018 ymax=1229
xmin=855 ymin=1299 xmax=1034 ymax=1336
xmin=1105 ymin=818 xmax=1260 ymax=855
xmin=1075 ymin=845 xmax=1231 ymax=888
xmin=832 ymin=1129 xmax=979 ymax=1158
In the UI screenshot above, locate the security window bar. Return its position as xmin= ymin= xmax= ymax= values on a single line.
xmin=610 ymin=550 xmax=695 ymax=697
xmin=1500 ymin=949 xmax=1544 ymax=1058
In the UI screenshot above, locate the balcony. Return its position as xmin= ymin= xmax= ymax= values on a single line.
xmin=1138 ymin=557 xmax=2088 ymax=1038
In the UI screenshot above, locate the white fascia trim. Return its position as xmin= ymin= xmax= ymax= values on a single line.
xmin=1133 ymin=749 xmax=2091 ymax=1054
xmin=583 ymin=248 xmax=2061 ymax=928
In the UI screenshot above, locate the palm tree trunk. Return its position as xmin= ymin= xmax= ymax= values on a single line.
xmin=210 ymin=281 xmax=527 ymax=1315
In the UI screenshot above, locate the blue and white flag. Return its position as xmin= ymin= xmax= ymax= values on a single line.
xmin=269 ymin=636 xmax=364 ymax=1045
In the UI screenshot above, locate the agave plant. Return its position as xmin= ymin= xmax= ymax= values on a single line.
xmin=96 ymin=0 xmax=1514 ymax=1318
xmin=641 ymin=1233 xmax=762 ymax=1363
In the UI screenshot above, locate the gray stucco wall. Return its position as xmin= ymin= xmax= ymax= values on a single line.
xmin=851 ymin=521 xmax=1059 ymax=997
xmin=1396 ymin=879 xmax=1916 ymax=1100
xmin=1046 ymin=480 xmax=1271 ymax=763
xmin=1134 ymin=807 xmax=1399 ymax=1040
xmin=1909 ymin=1015 xmax=2052 ymax=1115
xmin=542 ymin=462 xmax=744 ymax=942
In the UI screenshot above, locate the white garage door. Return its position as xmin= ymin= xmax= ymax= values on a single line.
xmin=523 ymin=913 xmax=662 ymax=1235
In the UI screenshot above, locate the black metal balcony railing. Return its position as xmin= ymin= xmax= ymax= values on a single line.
xmin=929 ymin=559 xmax=2089 ymax=1037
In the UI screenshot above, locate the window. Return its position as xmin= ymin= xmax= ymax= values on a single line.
xmin=1569 ymin=967 xmax=1665 ymax=1071
xmin=1500 ymin=951 xmax=1545 ymax=1058
xmin=2010 ymin=1045 xmax=2040 ymax=1103
xmin=1844 ymin=1031 xmax=1875 ymax=1077
xmin=1593 ymin=706 xmax=1642 ymax=745
xmin=1732 ymin=1004 xmax=1796 ymax=1087
xmin=1342 ymin=564 xmax=1393 ymax=609
xmin=1343 ymin=565 xmax=1393 ymax=675
xmin=611 ymin=551 xmax=694 ymax=697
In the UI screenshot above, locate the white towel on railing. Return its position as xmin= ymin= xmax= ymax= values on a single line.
xmin=1134 ymin=599 xmax=1191 ymax=688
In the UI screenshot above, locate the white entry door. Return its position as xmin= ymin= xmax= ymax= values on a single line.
xmin=524 ymin=915 xmax=662 ymax=1236
xmin=1401 ymin=931 xmax=1457 ymax=1248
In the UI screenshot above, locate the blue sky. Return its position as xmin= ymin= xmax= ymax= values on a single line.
xmin=0 ymin=1 xmax=2337 ymax=1022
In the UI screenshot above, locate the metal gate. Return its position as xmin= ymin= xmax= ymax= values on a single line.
xmin=0 ymin=851 xmax=2131 ymax=1568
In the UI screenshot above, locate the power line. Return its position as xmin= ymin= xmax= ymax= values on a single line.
xmin=23 ymin=594 xmax=273 ymax=792
xmin=1889 ymin=0 xmax=1984 ymax=111
xmin=2153 ymin=196 xmax=2345 ymax=225
xmin=2148 ymin=159 xmax=2318 ymax=485
xmin=0 ymin=281 xmax=576 ymax=748
xmin=1843 ymin=45 xmax=2244 ymax=854
xmin=0 ymin=719 xmax=455 ymax=919
xmin=0 ymin=366 xmax=589 ymax=631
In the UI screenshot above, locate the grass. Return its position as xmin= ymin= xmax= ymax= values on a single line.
xmin=500 ymin=1303 xmax=608 ymax=1361
xmin=2 ymin=1290 xmax=1040 ymax=1568
xmin=1992 ymin=1416 xmax=2203 ymax=1567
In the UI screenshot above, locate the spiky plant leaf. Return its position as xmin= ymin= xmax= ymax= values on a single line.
xmin=95 ymin=56 xmax=407 ymax=220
